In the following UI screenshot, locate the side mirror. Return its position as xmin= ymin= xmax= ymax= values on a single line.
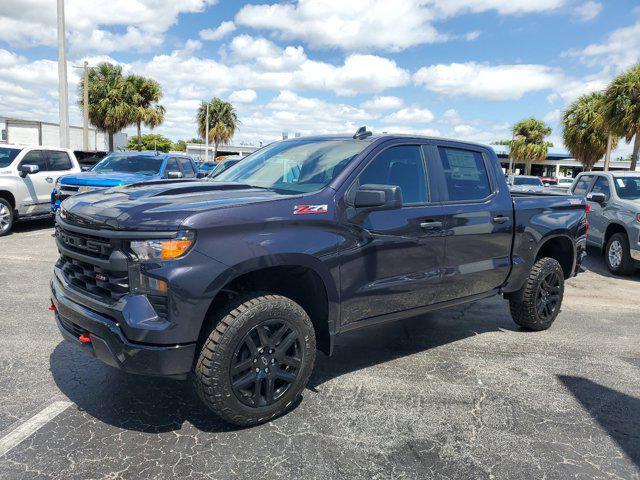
xmin=167 ymin=171 xmax=183 ymax=179
xmin=354 ymin=184 xmax=402 ymax=210
xmin=81 ymin=166 xmax=91 ymax=172
xmin=19 ymin=164 xmax=39 ymax=177
xmin=587 ymin=192 xmax=606 ymax=204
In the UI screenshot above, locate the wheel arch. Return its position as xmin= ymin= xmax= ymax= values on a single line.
xmin=534 ymin=234 xmax=575 ymax=279
xmin=199 ymin=254 xmax=339 ymax=355
xmin=0 ymin=190 xmax=16 ymax=209
xmin=603 ymin=222 xmax=628 ymax=250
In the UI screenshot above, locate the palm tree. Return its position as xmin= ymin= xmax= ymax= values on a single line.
xmin=126 ymin=75 xmax=165 ymax=151
xmin=562 ymin=92 xmax=618 ymax=172
xmin=602 ymin=64 xmax=640 ymax=171
xmin=196 ymin=98 xmax=239 ymax=161
xmin=509 ymin=117 xmax=553 ymax=175
xmin=79 ymin=63 xmax=132 ymax=151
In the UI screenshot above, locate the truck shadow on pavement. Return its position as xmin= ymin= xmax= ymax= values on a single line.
xmin=558 ymin=375 xmax=640 ymax=469
xmin=49 ymin=297 xmax=519 ymax=434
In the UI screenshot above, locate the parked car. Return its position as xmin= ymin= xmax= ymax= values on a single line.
xmin=51 ymin=130 xmax=587 ymax=426
xmin=199 ymin=155 xmax=244 ymax=175
xmin=571 ymin=171 xmax=640 ymax=275
xmin=51 ymin=151 xmax=200 ymax=212
xmin=207 ymin=156 xmax=243 ymax=178
xmin=552 ymin=177 xmax=575 ymax=193
xmin=0 ymin=145 xmax=81 ymax=236
xmin=507 ymin=175 xmax=545 ymax=193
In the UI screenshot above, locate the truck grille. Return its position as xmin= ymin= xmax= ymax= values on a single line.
xmin=55 ymin=226 xmax=113 ymax=260
xmin=57 ymin=255 xmax=129 ymax=301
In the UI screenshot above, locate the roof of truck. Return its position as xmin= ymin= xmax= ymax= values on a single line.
xmin=279 ymin=133 xmax=493 ymax=150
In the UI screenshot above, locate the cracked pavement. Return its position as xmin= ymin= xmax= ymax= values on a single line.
xmin=0 ymin=218 xmax=639 ymax=479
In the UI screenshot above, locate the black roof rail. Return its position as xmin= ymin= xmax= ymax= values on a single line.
xmin=353 ymin=126 xmax=372 ymax=140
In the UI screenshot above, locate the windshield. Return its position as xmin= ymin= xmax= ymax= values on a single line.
xmin=0 ymin=147 xmax=22 ymax=168
xmin=613 ymin=176 xmax=640 ymax=200
xmin=559 ymin=178 xmax=573 ymax=184
xmin=514 ymin=177 xmax=543 ymax=186
xmin=211 ymin=139 xmax=367 ymax=194
xmin=92 ymin=154 xmax=163 ymax=175
xmin=209 ymin=159 xmax=240 ymax=178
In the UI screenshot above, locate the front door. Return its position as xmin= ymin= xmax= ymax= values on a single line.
xmin=339 ymin=143 xmax=446 ymax=327
xmin=586 ymin=175 xmax=611 ymax=247
xmin=16 ymin=150 xmax=50 ymax=215
xmin=425 ymin=144 xmax=513 ymax=302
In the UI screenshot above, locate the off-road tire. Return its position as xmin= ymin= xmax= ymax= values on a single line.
xmin=605 ymin=232 xmax=636 ymax=276
xmin=509 ymin=257 xmax=564 ymax=331
xmin=0 ymin=198 xmax=14 ymax=237
xmin=194 ymin=293 xmax=316 ymax=427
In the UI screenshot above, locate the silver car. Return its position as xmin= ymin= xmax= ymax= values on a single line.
xmin=506 ymin=175 xmax=545 ymax=193
xmin=572 ymin=171 xmax=640 ymax=275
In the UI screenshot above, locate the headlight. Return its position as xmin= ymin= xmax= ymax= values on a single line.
xmin=130 ymin=230 xmax=195 ymax=261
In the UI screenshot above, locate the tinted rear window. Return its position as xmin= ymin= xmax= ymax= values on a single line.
xmin=0 ymin=147 xmax=22 ymax=168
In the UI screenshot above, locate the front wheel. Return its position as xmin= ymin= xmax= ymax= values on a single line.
xmin=605 ymin=232 xmax=636 ymax=276
xmin=194 ymin=293 xmax=316 ymax=426
xmin=0 ymin=198 xmax=14 ymax=237
xmin=509 ymin=257 xmax=564 ymax=331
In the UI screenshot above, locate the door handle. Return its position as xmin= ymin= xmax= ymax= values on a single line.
xmin=492 ymin=216 xmax=509 ymax=224
xmin=420 ymin=221 xmax=443 ymax=230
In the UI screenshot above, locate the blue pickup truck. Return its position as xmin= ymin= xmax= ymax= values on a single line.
xmin=51 ymin=151 xmax=200 ymax=212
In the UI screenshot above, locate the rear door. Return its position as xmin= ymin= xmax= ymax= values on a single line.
xmin=16 ymin=150 xmax=50 ymax=215
xmin=339 ymin=143 xmax=447 ymax=326
xmin=45 ymin=149 xmax=75 ymax=183
xmin=425 ymin=143 xmax=513 ymax=302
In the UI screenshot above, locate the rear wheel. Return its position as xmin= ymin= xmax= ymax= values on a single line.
xmin=605 ymin=232 xmax=635 ymax=276
xmin=194 ymin=293 xmax=316 ymax=426
xmin=509 ymin=257 xmax=564 ymax=331
xmin=0 ymin=198 xmax=14 ymax=237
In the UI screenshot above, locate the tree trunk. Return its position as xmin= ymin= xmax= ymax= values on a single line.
xmin=213 ymin=142 xmax=219 ymax=163
xmin=108 ymin=132 xmax=114 ymax=152
xmin=137 ymin=121 xmax=142 ymax=152
xmin=525 ymin=161 xmax=532 ymax=175
xmin=631 ymin=132 xmax=640 ymax=171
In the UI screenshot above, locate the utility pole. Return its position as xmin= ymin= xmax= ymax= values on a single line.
xmin=603 ymin=132 xmax=612 ymax=171
xmin=56 ymin=0 xmax=70 ymax=148
xmin=82 ymin=61 xmax=89 ymax=151
xmin=205 ymin=101 xmax=210 ymax=163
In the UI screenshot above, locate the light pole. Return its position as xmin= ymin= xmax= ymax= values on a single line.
xmin=603 ymin=132 xmax=613 ymax=172
xmin=56 ymin=0 xmax=70 ymax=149
xmin=205 ymin=101 xmax=210 ymax=163
xmin=73 ymin=61 xmax=90 ymax=151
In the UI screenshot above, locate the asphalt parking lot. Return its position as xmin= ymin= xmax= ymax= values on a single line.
xmin=0 ymin=219 xmax=639 ymax=479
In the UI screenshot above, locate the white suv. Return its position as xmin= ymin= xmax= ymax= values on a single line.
xmin=0 ymin=145 xmax=81 ymax=236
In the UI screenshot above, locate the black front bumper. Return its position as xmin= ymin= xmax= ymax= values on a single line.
xmin=51 ymin=275 xmax=196 ymax=378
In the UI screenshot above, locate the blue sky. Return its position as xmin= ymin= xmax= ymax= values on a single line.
xmin=1 ymin=0 xmax=639 ymax=156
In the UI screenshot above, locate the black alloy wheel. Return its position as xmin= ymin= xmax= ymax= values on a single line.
xmin=535 ymin=270 xmax=561 ymax=321
xmin=230 ymin=320 xmax=303 ymax=407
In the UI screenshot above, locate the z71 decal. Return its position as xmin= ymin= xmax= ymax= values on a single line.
xmin=294 ymin=205 xmax=328 ymax=215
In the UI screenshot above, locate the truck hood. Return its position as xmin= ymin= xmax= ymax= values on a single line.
xmin=59 ymin=172 xmax=157 ymax=187
xmin=60 ymin=180 xmax=291 ymax=231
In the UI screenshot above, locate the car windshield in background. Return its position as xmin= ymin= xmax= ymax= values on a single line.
xmin=209 ymin=159 xmax=241 ymax=178
xmin=211 ymin=139 xmax=367 ymax=193
xmin=514 ymin=177 xmax=543 ymax=186
xmin=0 ymin=147 xmax=22 ymax=168
xmin=92 ymin=154 xmax=163 ymax=175
xmin=613 ymin=176 xmax=640 ymax=200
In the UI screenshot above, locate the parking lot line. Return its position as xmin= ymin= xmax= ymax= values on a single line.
xmin=0 ymin=401 xmax=72 ymax=457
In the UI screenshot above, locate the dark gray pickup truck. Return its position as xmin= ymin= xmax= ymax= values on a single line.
xmin=50 ymin=130 xmax=587 ymax=425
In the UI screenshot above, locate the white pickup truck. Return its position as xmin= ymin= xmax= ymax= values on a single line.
xmin=0 ymin=145 xmax=81 ymax=236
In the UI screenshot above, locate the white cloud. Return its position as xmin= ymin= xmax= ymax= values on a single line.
xmin=563 ymin=21 xmax=640 ymax=72
xmin=543 ymin=109 xmax=561 ymax=123
xmin=236 ymin=0 xmax=566 ymax=52
xmin=0 ymin=0 xmax=217 ymax=53
xmin=199 ymin=20 xmax=236 ymax=41
xmin=413 ymin=62 xmax=563 ymax=100
xmin=383 ymin=107 xmax=434 ymax=124
xmin=360 ymin=96 xmax=404 ymax=112
xmin=573 ymin=1 xmax=602 ymax=21
xmin=229 ymin=89 xmax=257 ymax=103
xmin=442 ymin=108 xmax=463 ymax=124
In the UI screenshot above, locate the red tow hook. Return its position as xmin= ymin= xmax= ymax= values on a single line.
xmin=78 ymin=333 xmax=91 ymax=344
xmin=48 ymin=304 xmax=57 ymax=312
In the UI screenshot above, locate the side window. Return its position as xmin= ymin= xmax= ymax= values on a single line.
xmin=590 ymin=176 xmax=610 ymax=201
xmin=165 ymin=158 xmax=180 ymax=176
xmin=572 ymin=175 xmax=593 ymax=196
xmin=357 ymin=145 xmax=428 ymax=205
xmin=18 ymin=150 xmax=47 ymax=171
xmin=437 ymin=147 xmax=491 ymax=201
xmin=178 ymin=158 xmax=195 ymax=178
xmin=47 ymin=151 xmax=72 ymax=171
